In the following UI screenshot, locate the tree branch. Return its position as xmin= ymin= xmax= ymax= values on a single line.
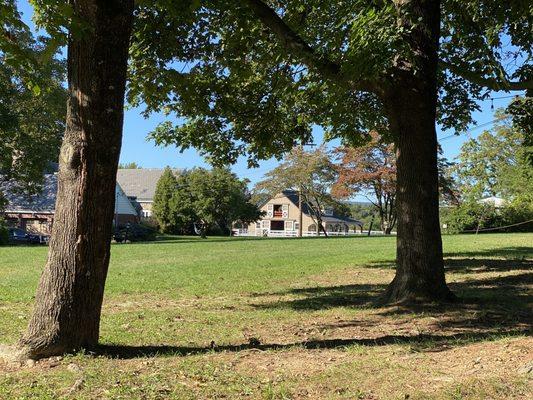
xmin=241 ymin=0 xmax=377 ymax=93
xmin=442 ymin=61 xmax=533 ymax=91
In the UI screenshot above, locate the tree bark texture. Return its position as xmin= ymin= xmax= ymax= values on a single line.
xmin=382 ymin=0 xmax=454 ymax=303
xmin=19 ymin=0 xmax=134 ymax=358
xmin=384 ymin=93 xmax=454 ymax=303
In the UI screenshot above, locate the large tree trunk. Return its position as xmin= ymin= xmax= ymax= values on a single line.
xmin=18 ymin=0 xmax=134 ymax=359
xmin=382 ymin=0 xmax=454 ymax=303
xmin=384 ymin=94 xmax=454 ymax=303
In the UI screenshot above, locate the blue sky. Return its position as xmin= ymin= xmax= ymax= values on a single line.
xmin=17 ymin=1 xmax=517 ymax=187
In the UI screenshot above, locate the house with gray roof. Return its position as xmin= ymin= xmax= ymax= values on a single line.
xmin=116 ymin=168 xmax=180 ymax=219
xmin=236 ymin=190 xmax=363 ymax=237
xmin=1 ymin=174 xmax=138 ymax=234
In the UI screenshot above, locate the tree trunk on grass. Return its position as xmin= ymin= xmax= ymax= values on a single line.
xmin=242 ymin=0 xmax=455 ymax=303
xmin=18 ymin=0 xmax=134 ymax=359
xmin=383 ymin=92 xmax=454 ymax=303
xmin=381 ymin=0 xmax=454 ymax=303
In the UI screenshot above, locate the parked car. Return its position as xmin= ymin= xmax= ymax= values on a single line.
xmin=113 ymin=223 xmax=157 ymax=243
xmin=8 ymin=228 xmax=29 ymax=244
xmin=29 ymin=232 xmax=50 ymax=244
xmin=8 ymin=228 xmax=49 ymax=245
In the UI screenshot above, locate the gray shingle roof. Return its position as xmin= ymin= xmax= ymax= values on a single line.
xmin=116 ymin=168 xmax=180 ymax=202
xmin=1 ymin=174 xmax=57 ymax=213
xmin=1 ymin=174 xmax=137 ymax=216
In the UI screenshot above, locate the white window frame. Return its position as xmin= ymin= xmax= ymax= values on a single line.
xmin=266 ymin=204 xmax=274 ymax=218
xmin=282 ymin=204 xmax=289 ymax=219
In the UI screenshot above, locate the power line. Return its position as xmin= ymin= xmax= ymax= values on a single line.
xmin=439 ymin=116 xmax=510 ymax=142
xmin=439 ymin=94 xmax=525 ymax=142
xmin=490 ymin=95 xmax=520 ymax=101
xmin=461 ymin=219 xmax=533 ymax=233
xmin=490 ymin=94 xmax=522 ymax=110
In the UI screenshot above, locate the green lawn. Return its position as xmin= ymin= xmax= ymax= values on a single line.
xmin=0 ymin=234 xmax=532 ymax=399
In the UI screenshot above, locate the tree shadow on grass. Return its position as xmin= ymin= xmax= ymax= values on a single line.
xmin=93 ymin=260 xmax=531 ymax=360
xmin=444 ymin=258 xmax=533 ymax=273
xmin=97 ymin=329 xmax=528 ymax=360
xmin=444 ymin=246 xmax=533 ymax=274
xmin=96 ymin=249 xmax=531 ymax=360
xmin=445 ymin=246 xmax=533 ymax=259
xmin=255 ymin=283 xmax=384 ymax=310
xmin=366 ymin=247 xmax=533 ymax=273
xmin=252 ymin=269 xmax=531 ymax=310
xmin=250 ymin=267 xmax=531 ymax=337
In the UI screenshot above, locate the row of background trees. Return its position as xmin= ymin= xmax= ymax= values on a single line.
xmin=441 ymin=114 xmax=533 ymax=233
xmin=151 ymin=111 xmax=532 ymax=239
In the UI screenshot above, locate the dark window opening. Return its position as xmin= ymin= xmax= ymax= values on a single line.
xmin=270 ymin=220 xmax=285 ymax=231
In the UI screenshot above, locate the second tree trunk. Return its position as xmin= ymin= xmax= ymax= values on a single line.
xmin=382 ymin=0 xmax=454 ymax=303
xmin=384 ymin=92 xmax=454 ymax=303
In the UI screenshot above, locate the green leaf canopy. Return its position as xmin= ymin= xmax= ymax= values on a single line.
xmin=126 ymin=0 xmax=531 ymax=165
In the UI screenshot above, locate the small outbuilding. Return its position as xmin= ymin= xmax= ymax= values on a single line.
xmin=478 ymin=196 xmax=508 ymax=208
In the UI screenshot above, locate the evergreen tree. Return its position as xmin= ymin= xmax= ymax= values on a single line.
xmin=153 ymin=167 xmax=260 ymax=236
xmin=153 ymin=167 xmax=180 ymax=233
xmin=118 ymin=162 xmax=141 ymax=169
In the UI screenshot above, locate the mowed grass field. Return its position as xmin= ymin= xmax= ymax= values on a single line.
xmin=0 ymin=233 xmax=532 ymax=399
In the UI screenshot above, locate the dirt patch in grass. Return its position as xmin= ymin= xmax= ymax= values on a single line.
xmin=298 ymin=267 xmax=396 ymax=286
xmin=175 ymin=335 xmax=532 ymax=399
xmin=225 ymin=337 xmax=532 ymax=395
xmin=3 ymin=337 xmax=529 ymax=399
xmin=103 ymin=293 xmax=256 ymax=314
xmin=103 ymin=296 xmax=194 ymax=313
xmin=229 ymin=347 xmax=351 ymax=378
